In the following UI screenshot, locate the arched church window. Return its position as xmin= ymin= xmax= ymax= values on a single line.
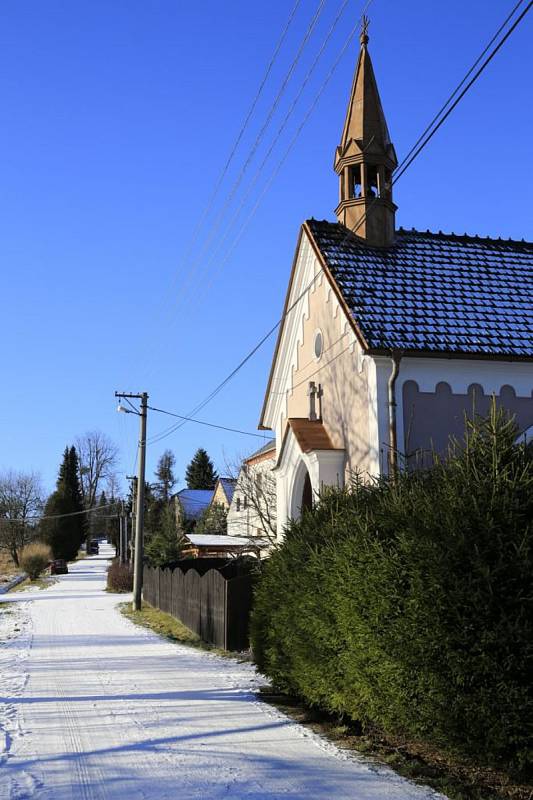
xmin=350 ymin=165 xmax=362 ymax=198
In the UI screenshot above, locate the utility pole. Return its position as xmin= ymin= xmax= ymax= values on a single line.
xmin=119 ymin=501 xmax=127 ymax=565
xmin=126 ymin=475 xmax=137 ymax=567
xmin=122 ymin=508 xmax=128 ymax=565
xmin=116 ymin=392 xmax=149 ymax=611
xmin=118 ymin=513 xmax=123 ymax=562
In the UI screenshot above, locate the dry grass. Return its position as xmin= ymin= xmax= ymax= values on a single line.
xmin=9 ymin=575 xmax=58 ymax=593
xmin=258 ymin=691 xmax=533 ymax=800
xmin=119 ymin=602 xmax=250 ymax=661
xmin=106 ymin=561 xmax=133 ymax=593
xmin=0 ymin=551 xmax=19 ymax=577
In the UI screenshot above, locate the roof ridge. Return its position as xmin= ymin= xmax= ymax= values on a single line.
xmin=306 ymin=218 xmax=532 ymax=248
xmin=396 ymin=226 xmax=532 ymax=247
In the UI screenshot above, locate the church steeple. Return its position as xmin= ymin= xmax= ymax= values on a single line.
xmin=334 ymin=18 xmax=397 ymax=247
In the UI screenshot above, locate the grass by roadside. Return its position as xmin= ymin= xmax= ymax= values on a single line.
xmin=9 ymin=575 xmax=58 ymax=593
xmin=118 ymin=601 xmax=251 ymax=662
xmin=0 ymin=552 xmax=19 ymax=577
xmin=258 ymin=691 xmax=532 ymax=800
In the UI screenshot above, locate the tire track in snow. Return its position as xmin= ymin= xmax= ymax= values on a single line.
xmin=0 ymin=599 xmax=41 ymax=800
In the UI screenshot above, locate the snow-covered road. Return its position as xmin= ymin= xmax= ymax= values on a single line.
xmin=0 ymin=546 xmax=444 ymax=799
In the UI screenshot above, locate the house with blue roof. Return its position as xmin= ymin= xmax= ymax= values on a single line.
xmin=174 ymin=488 xmax=214 ymax=526
xmin=211 ymin=477 xmax=237 ymax=510
xmin=259 ymin=21 xmax=533 ymax=538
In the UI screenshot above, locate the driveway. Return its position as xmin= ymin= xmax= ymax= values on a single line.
xmin=0 ymin=545 xmax=444 ymax=799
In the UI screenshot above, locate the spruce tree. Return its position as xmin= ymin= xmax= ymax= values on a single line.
xmin=145 ymin=504 xmax=184 ymax=567
xmin=185 ymin=448 xmax=218 ymax=489
xmin=40 ymin=446 xmax=85 ymax=560
xmin=155 ymin=450 xmax=176 ymax=502
xmin=195 ymin=502 xmax=227 ymax=535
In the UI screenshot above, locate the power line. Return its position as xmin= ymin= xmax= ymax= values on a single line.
xmin=147 ymin=318 xmax=284 ymax=443
xmin=0 ymin=503 xmax=118 ymax=523
xmin=147 ymin=405 xmax=270 ymax=440
xmin=269 ymin=332 xmax=352 ymax=395
xmin=396 ymin=0 xmax=528 ymax=177
xmin=393 ymin=0 xmax=532 ymax=183
xmin=143 ymin=1 xmax=530 ymax=446
xmin=120 ymin=396 xmax=140 ymax=414
xmin=186 ymin=0 xmax=303 ymax=248
xmin=159 ymin=0 xmax=328 ymax=327
xmin=190 ymin=4 xmax=373 ymax=308
xmin=149 ymin=0 xmax=304 ymax=318
xmin=187 ymin=0 xmax=364 ymax=296
xmin=140 ymin=1 xmax=373 ymax=393
xmin=149 ymin=334 xmax=353 ymax=447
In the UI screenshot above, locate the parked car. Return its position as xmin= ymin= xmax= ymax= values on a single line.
xmin=89 ymin=541 xmax=99 ymax=555
xmin=50 ymin=559 xmax=68 ymax=575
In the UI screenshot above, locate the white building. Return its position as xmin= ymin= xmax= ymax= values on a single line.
xmin=227 ymin=441 xmax=276 ymax=546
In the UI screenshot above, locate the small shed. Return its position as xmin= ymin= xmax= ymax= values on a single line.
xmin=181 ymin=534 xmax=268 ymax=559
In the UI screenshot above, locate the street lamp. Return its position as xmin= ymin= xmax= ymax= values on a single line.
xmin=115 ymin=391 xmax=148 ymax=611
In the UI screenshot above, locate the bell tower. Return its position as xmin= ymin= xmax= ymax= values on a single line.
xmin=334 ymin=18 xmax=397 ymax=247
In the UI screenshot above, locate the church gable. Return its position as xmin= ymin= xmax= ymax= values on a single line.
xmin=260 ymin=227 xmax=356 ymax=435
xmin=260 ymin=225 xmax=376 ymax=477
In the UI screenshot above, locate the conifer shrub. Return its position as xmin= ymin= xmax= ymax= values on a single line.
xmin=20 ymin=542 xmax=52 ymax=580
xmin=107 ymin=560 xmax=133 ymax=592
xmin=251 ymin=409 xmax=533 ymax=773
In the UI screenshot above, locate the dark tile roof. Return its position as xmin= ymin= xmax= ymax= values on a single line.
xmin=246 ymin=440 xmax=276 ymax=462
xmin=306 ymin=219 xmax=533 ymax=358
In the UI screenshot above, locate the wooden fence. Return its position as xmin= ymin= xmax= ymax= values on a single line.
xmin=143 ymin=564 xmax=254 ymax=651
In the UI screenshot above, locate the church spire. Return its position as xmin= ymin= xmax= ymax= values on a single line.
xmin=334 ymin=18 xmax=397 ymax=246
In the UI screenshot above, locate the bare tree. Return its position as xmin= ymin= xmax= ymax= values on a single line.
xmin=0 ymin=470 xmax=44 ymax=566
xmin=226 ymin=454 xmax=277 ymax=545
xmin=76 ymin=431 xmax=119 ymax=510
xmin=105 ymin=472 xmax=122 ymax=501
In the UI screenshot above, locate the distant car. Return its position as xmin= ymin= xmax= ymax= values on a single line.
xmin=89 ymin=541 xmax=99 ymax=555
xmin=50 ymin=559 xmax=68 ymax=575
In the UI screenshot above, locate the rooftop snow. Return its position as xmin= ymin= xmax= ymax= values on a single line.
xmin=306 ymin=219 xmax=533 ymax=358
xmin=186 ymin=534 xmax=267 ymax=547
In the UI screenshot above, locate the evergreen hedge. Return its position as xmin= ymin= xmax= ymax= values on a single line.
xmin=251 ymin=409 xmax=533 ymax=772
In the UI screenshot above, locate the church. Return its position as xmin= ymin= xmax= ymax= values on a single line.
xmin=259 ymin=21 xmax=533 ymax=539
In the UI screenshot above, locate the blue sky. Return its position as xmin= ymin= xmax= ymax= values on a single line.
xmin=1 ymin=0 xmax=531 ymax=494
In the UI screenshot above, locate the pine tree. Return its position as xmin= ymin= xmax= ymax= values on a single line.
xmin=185 ymin=448 xmax=218 ymax=489
xmin=155 ymin=450 xmax=176 ymax=502
xmin=145 ymin=504 xmax=184 ymax=567
xmin=40 ymin=446 xmax=85 ymax=560
xmin=195 ymin=502 xmax=227 ymax=535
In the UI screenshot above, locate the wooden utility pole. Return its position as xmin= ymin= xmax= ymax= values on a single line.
xmin=126 ymin=475 xmax=137 ymax=567
xmin=116 ymin=392 xmax=149 ymax=611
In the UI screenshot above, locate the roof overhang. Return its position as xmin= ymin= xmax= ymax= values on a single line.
xmin=367 ymin=347 xmax=533 ymax=363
